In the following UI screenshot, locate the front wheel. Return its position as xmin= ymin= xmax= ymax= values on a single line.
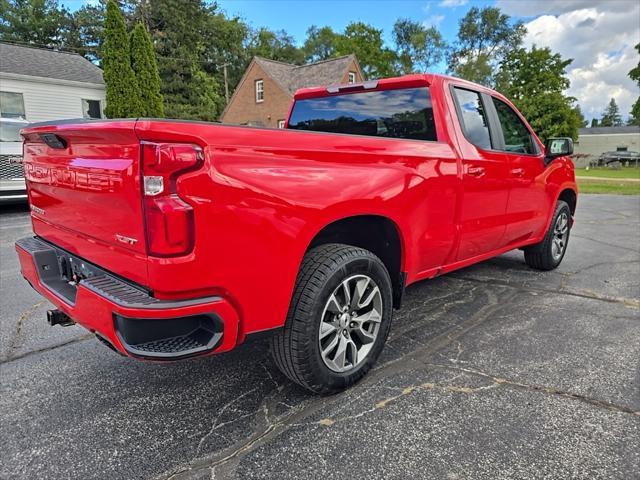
xmin=270 ymin=243 xmax=393 ymax=394
xmin=524 ymin=200 xmax=572 ymax=271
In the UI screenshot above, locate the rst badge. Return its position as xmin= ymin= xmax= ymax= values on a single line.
xmin=115 ymin=234 xmax=138 ymax=246
xmin=30 ymin=205 xmax=45 ymax=215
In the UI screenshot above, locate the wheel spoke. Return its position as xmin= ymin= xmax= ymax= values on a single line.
xmin=358 ymin=286 xmax=379 ymax=309
xmin=321 ymin=331 xmax=340 ymax=356
xmin=346 ymin=338 xmax=358 ymax=366
xmin=341 ymin=281 xmax=351 ymax=308
xmin=333 ymin=335 xmax=348 ymax=370
xmin=350 ymin=277 xmax=370 ymax=309
xmin=326 ymin=293 xmax=342 ymax=313
xmin=357 ymin=307 xmax=382 ymax=324
xmin=319 ymin=321 xmax=337 ymax=340
xmin=353 ymin=323 xmax=375 ymax=344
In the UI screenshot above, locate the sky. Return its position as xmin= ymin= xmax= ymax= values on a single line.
xmin=68 ymin=0 xmax=640 ymax=121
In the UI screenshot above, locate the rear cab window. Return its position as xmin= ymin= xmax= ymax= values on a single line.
xmin=287 ymin=87 xmax=437 ymax=141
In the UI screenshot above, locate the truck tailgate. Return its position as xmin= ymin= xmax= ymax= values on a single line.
xmin=21 ymin=120 xmax=149 ymax=286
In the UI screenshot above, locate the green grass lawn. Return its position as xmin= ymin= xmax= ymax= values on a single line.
xmin=574 ymin=167 xmax=640 ymax=194
xmin=575 ymin=167 xmax=640 ymax=179
xmin=577 ymin=180 xmax=640 ymax=195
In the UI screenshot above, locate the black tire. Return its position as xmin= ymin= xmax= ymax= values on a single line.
xmin=524 ymin=200 xmax=572 ymax=271
xmin=270 ymin=243 xmax=393 ymax=394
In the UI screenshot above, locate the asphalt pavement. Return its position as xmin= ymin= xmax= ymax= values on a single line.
xmin=1 ymin=195 xmax=638 ymax=480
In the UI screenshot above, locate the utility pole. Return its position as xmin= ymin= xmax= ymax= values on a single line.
xmin=223 ymin=63 xmax=229 ymax=103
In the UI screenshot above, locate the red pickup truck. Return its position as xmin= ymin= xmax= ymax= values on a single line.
xmin=16 ymin=74 xmax=577 ymax=393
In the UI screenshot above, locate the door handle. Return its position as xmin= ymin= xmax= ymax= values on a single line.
xmin=511 ymin=168 xmax=525 ymax=177
xmin=467 ymin=166 xmax=485 ymax=177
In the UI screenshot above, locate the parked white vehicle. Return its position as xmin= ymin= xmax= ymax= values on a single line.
xmin=0 ymin=117 xmax=29 ymax=202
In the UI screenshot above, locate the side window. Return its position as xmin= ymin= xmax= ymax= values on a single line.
xmin=453 ymin=88 xmax=492 ymax=150
xmin=492 ymin=98 xmax=536 ymax=154
xmin=82 ymin=99 xmax=102 ymax=119
xmin=0 ymin=91 xmax=26 ymax=119
xmin=255 ymin=80 xmax=264 ymax=103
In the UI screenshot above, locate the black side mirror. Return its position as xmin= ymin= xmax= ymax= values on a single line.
xmin=544 ymin=137 xmax=573 ymax=165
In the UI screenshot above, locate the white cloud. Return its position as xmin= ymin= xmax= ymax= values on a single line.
xmin=498 ymin=1 xmax=640 ymax=120
xmin=423 ymin=14 xmax=445 ymax=27
xmin=438 ymin=0 xmax=468 ymax=7
xmin=497 ymin=0 xmax=632 ymax=17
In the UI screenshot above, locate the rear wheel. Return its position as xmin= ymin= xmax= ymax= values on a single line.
xmin=524 ymin=200 xmax=572 ymax=271
xmin=270 ymin=243 xmax=393 ymax=394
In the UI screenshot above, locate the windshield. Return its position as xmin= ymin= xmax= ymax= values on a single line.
xmin=0 ymin=122 xmax=24 ymax=142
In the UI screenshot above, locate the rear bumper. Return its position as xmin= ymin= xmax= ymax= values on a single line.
xmin=15 ymin=236 xmax=240 ymax=360
xmin=0 ymin=179 xmax=27 ymax=202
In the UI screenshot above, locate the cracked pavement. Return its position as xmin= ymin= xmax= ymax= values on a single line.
xmin=1 ymin=195 xmax=639 ymax=479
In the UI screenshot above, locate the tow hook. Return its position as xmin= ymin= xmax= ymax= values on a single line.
xmin=47 ymin=309 xmax=75 ymax=327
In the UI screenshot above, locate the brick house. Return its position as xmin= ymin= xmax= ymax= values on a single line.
xmin=220 ymin=54 xmax=364 ymax=128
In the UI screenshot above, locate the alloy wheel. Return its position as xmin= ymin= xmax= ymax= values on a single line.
xmin=318 ymin=274 xmax=383 ymax=373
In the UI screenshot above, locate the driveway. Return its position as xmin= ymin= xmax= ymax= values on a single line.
xmin=1 ymin=195 xmax=638 ymax=480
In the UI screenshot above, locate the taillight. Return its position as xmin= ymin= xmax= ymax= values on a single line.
xmin=141 ymin=142 xmax=203 ymax=257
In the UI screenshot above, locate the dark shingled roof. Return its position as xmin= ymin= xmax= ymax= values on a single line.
xmin=254 ymin=55 xmax=357 ymax=94
xmin=0 ymin=42 xmax=104 ymax=85
xmin=579 ymin=126 xmax=640 ymax=135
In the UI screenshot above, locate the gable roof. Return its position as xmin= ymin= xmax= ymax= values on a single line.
xmin=0 ymin=42 xmax=104 ymax=85
xmin=579 ymin=126 xmax=640 ymax=135
xmin=254 ymin=54 xmax=360 ymax=95
xmin=220 ymin=54 xmax=362 ymax=121
xmin=253 ymin=57 xmax=296 ymax=93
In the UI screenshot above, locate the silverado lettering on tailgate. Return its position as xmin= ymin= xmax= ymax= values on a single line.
xmin=24 ymin=162 xmax=127 ymax=193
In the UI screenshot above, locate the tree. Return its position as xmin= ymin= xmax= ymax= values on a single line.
xmin=572 ymin=104 xmax=588 ymax=128
xmin=496 ymin=46 xmax=581 ymax=141
xmin=146 ymin=0 xmax=223 ymax=120
xmin=334 ymin=22 xmax=399 ymax=78
xmin=591 ymin=118 xmax=599 ymax=128
xmin=629 ymin=43 xmax=640 ymax=84
xmin=393 ymin=19 xmax=446 ymax=74
xmin=303 ymin=26 xmax=339 ymax=62
xmin=600 ymin=98 xmax=623 ymax=127
xmin=449 ymin=6 xmax=525 ymax=85
xmin=65 ymin=2 xmax=105 ymax=63
xmin=0 ymin=0 xmax=72 ymax=48
xmin=102 ymin=0 xmax=141 ymax=118
xmin=628 ymin=43 xmax=640 ymax=126
xmin=247 ymin=28 xmax=304 ymax=64
xmin=629 ymin=101 xmax=640 ymax=126
xmin=301 ymin=22 xmax=400 ymax=78
xmin=201 ymin=10 xmax=249 ymax=104
xmin=130 ymin=22 xmax=164 ymax=117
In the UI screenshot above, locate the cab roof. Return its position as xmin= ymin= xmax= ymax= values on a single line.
xmin=292 ymin=73 xmax=494 ymax=100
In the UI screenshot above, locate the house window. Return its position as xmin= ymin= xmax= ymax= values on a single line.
xmin=348 ymin=72 xmax=356 ymax=84
xmin=82 ymin=99 xmax=102 ymax=119
xmin=278 ymin=120 xmax=285 ymax=129
xmin=0 ymin=92 xmax=25 ymax=119
xmin=255 ymin=79 xmax=264 ymax=103
xmin=616 ymin=146 xmax=628 ymax=152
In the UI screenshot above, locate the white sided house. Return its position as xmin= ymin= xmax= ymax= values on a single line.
xmin=0 ymin=42 xmax=106 ymax=123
